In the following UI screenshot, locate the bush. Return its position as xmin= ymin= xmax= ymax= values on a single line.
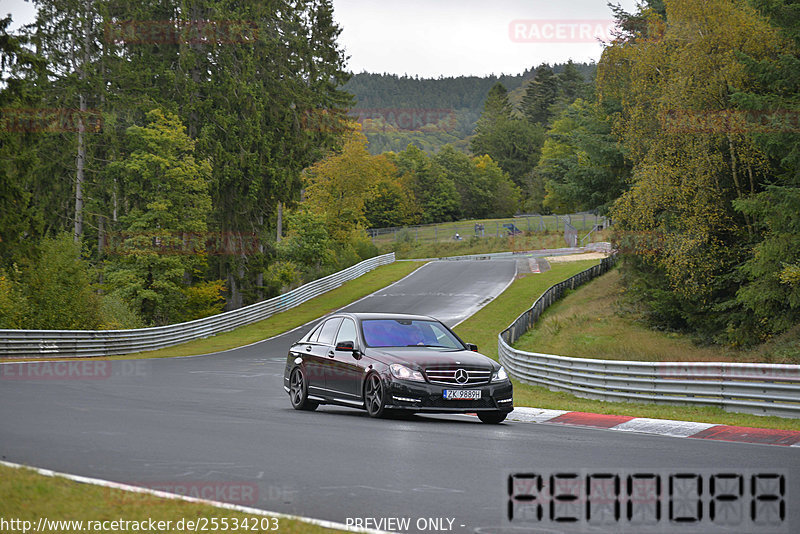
xmin=178 ymin=280 xmax=226 ymax=322
xmin=351 ymin=232 xmax=379 ymax=260
xmin=22 ymin=234 xmax=101 ymax=329
xmin=99 ymin=294 xmax=144 ymax=330
xmin=261 ymin=261 xmax=300 ymax=297
xmin=0 ymin=266 xmax=28 ymax=329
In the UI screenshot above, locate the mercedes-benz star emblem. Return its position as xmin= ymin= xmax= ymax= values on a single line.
xmin=454 ymin=368 xmax=469 ymax=384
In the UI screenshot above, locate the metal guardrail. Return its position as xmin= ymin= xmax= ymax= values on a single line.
xmin=499 ymin=256 xmax=800 ymax=418
xmin=0 ymin=253 xmax=395 ymax=359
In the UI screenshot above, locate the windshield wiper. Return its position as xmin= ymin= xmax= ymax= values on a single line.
xmin=406 ymin=344 xmax=451 ymax=348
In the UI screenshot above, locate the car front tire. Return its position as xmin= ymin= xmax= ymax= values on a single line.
xmin=289 ymin=367 xmax=318 ymax=411
xmin=364 ymin=373 xmax=387 ymax=418
xmin=478 ymin=411 xmax=507 ymax=424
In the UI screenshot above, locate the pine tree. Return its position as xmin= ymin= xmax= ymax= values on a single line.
xmin=522 ymin=64 xmax=560 ymax=126
xmin=559 ymin=60 xmax=585 ymax=102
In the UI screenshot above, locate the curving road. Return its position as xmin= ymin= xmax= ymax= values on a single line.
xmin=1 ymin=260 xmax=798 ymax=533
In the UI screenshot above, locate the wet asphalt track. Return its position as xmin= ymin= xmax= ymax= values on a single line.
xmin=1 ymin=260 xmax=798 ymax=533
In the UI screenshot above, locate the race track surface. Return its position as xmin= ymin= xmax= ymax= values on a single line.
xmin=1 ymin=260 xmax=798 ymax=533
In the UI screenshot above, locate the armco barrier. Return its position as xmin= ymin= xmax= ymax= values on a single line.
xmin=0 ymin=253 xmax=395 ymax=359
xmin=499 ymin=256 xmax=800 ymax=418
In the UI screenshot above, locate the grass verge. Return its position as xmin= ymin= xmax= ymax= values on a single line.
xmin=0 ymin=463 xmax=344 ymax=534
xmin=453 ymin=260 xmax=602 ymax=359
xmin=514 ymin=267 xmax=800 ymax=364
xmin=6 ymin=261 xmax=421 ymax=362
xmin=452 ymin=261 xmax=800 ymax=431
xmin=384 ymin=230 xmax=611 ymax=260
xmin=370 ymin=214 xmax=607 ymax=248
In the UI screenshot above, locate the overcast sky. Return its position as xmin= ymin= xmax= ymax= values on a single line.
xmin=3 ymin=0 xmax=638 ymax=77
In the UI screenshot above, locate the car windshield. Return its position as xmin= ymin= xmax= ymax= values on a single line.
xmin=361 ymin=319 xmax=463 ymax=349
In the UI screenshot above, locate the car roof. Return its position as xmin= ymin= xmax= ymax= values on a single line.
xmin=328 ymin=312 xmax=438 ymax=322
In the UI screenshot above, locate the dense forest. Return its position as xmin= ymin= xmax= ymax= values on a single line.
xmin=342 ymin=62 xmax=596 ymax=153
xmin=1 ymin=0 xmax=798 ymax=352
xmin=598 ymin=0 xmax=800 ymax=347
xmin=0 ymin=0 xmax=354 ymax=328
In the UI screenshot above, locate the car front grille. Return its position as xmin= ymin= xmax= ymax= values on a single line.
xmin=424 ymin=366 xmax=491 ymax=386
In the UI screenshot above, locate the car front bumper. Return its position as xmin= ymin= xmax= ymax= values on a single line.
xmin=385 ymin=379 xmax=513 ymax=413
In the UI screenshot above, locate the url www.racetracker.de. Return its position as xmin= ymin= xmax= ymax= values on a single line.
xmin=0 ymin=516 xmax=280 ymax=532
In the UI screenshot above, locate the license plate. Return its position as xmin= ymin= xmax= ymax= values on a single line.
xmin=443 ymin=389 xmax=481 ymax=400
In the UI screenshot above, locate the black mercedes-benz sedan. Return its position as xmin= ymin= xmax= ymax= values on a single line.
xmin=282 ymin=312 xmax=513 ymax=423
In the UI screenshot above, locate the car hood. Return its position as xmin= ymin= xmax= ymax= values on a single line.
xmin=365 ymin=347 xmax=497 ymax=370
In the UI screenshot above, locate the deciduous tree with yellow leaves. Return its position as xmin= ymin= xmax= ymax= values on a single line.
xmin=599 ymin=0 xmax=798 ymax=346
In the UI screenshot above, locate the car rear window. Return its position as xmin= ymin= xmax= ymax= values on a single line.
xmin=361 ymin=319 xmax=462 ymax=349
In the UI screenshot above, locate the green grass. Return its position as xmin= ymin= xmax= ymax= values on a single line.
xmin=454 ymin=260 xmax=602 ymax=359
xmin=7 ymin=261 xmax=421 ymax=362
xmin=0 ymin=464 xmax=345 ymax=534
xmin=452 ymin=261 xmax=800 ymax=431
xmin=386 ymin=231 xmax=591 ymax=260
xmin=370 ymin=213 xmax=607 ymax=247
xmin=515 ymin=268 xmax=800 ymax=364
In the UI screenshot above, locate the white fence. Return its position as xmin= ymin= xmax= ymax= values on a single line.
xmin=0 ymin=253 xmax=395 ymax=359
xmin=499 ymin=257 xmax=800 ymax=418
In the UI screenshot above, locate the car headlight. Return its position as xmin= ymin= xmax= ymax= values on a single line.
xmin=390 ymin=364 xmax=425 ymax=382
xmin=492 ymin=366 xmax=509 ymax=382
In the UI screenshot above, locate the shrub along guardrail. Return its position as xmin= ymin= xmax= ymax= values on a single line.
xmin=0 ymin=253 xmax=395 ymax=359
xmin=498 ymin=255 xmax=800 ymax=418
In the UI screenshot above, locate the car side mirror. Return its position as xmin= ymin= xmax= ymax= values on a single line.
xmin=466 ymin=343 xmax=478 ymax=352
xmin=336 ymin=340 xmax=355 ymax=352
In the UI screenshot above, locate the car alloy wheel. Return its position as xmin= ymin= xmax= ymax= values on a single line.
xmin=290 ymin=368 xmax=318 ymax=411
xmin=364 ymin=373 xmax=386 ymax=418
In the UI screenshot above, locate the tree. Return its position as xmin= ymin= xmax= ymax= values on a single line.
xmin=727 ymin=0 xmax=800 ymax=342
xmin=472 ymin=155 xmax=521 ymax=218
xmin=104 ymin=109 xmax=213 ymax=325
xmin=364 ymin=175 xmax=418 ymax=228
xmin=522 ymin=64 xmax=560 ymax=126
xmin=395 ymin=144 xmax=460 ymax=223
xmin=4 ymin=0 xmax=354 ymax=311
xmin=304 ymin=130 xmax=397 ymax=242
xmin=471 ymin=83 xmax=513 ymax=158
xmin=277 ymin=209 xmax=335 ymax=273
xmin=558 ymin=60 xmax=586 ymax=102
xmin=13 ymin=234 xmax=101 ymax=329
xmin=471 ymin=82 xmax=545 ymax=195
xmin=598 ymin=0 xmax=792 ymax=345
xmin=434 ymin=145 xmax=520 ymax=219
xmin=536 ymin=99 xmax=630 ymax=214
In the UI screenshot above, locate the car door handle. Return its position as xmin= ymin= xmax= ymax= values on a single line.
xmin=328 ymin=351 xmax=335 ymax=358
xmin=305 ymin=346 xmax=312 ymax=352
